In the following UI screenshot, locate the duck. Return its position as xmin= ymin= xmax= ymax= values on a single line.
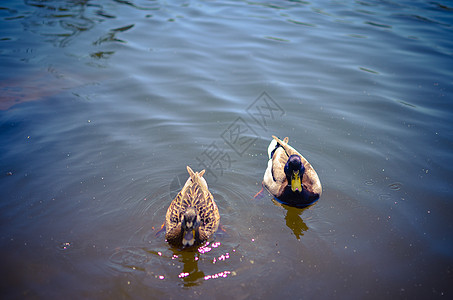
xmin=263 ymin=135 xmax=322 ymax=207
xmin=165 ymin=166 xmax=220 ymax=248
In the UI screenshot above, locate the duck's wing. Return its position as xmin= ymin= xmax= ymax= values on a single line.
xmin=300 ymin=158 xmax=322 ymax=197
xmin=193 ymin=169 xmax=220 ymax=239
xmin=165 ymin=167 xmax=197 ymax=241
xmin=177 ymin=167 xmax=220 ymax=240
xmin=263 ymin=137 xmax=290 ymax=197
xmin=198 ymin=188 xmax=220 ymax=240
xmin=271 ymin=146 xmax=289 ymax=183
xmin=165 ymin=180 xmax=188 ymax=243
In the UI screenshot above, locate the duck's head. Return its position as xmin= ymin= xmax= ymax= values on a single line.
xmin=284 ymin=155 xmax=305 ymax=193
xmin=181 ymin=207 xmax=201 ymax=247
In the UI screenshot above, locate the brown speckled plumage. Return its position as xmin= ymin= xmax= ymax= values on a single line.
xmin=165 ymin=166 xmax=220 ymax=247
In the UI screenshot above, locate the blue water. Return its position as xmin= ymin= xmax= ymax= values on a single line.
xmin=1 ymin=0 xmax=453 ymax=298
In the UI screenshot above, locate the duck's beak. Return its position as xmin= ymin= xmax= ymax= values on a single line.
xmin=291 ymin=170 xmax=302 ymax=192
xmin=182 ymin=229 xmax=196 ymax=247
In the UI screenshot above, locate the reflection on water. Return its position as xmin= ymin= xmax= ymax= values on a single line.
xmin=0 ymin=67 xmax=86 ymax=110
xmin=93 ymin=24 xmax=134 ymax=46
xmin=1 ymin=0 xmax=453 ymax=298
xmin=277 ymin=201 xmax=310 ymax=240
xmin=24 ymin=0 xmax=97 ymax=47
xmin=173 ymin=249 xmax=204 ymax=287
xmin=108 ymin=240 xmax=235 ymax=289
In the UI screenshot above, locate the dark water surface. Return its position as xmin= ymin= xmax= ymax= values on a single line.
xmin=1 ymin=0 xmax=453 ymax=298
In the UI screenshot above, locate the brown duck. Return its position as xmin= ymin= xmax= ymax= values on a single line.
xmin=165 ymin=166 xmax=220 ymax=247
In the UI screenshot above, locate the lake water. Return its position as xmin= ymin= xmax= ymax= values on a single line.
xmin=1 ymin=0 xmax=452 ymax=298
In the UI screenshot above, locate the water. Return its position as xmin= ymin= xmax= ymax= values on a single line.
xmin=1 ymin=0 xmax=452 ymax=298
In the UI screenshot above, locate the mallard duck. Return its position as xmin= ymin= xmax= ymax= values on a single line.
xmin=263 ymin=135 xmax=322 ymax=207
xmin=165 ymin=166 xmax=220 ymax=248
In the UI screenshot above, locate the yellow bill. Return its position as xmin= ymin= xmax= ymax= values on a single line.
xmin=291 ymin=170 xmax=302 ymax=192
